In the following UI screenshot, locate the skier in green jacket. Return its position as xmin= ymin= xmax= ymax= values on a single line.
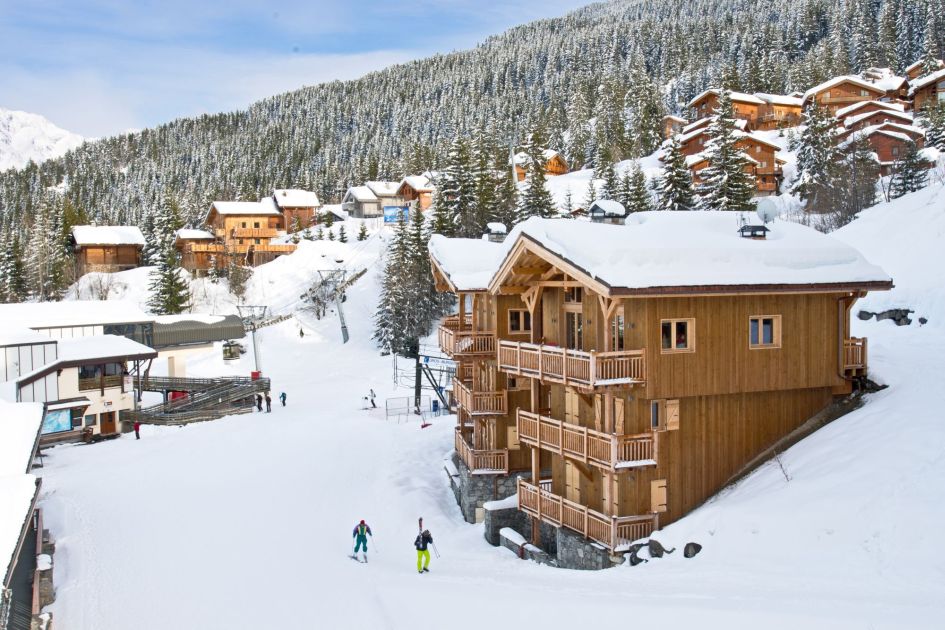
xmin=352 ymin=520 xmax=372 ymax=562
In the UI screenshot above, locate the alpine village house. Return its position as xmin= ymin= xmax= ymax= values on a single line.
xmin=430 ymin=214 xmax=891 ymax=569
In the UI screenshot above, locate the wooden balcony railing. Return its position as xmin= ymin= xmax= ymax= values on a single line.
xmin=455 ymin=427 xmax=509 ymax=475
xmin=438 ymin=326 xmax=496 ymax=358
xmin=843 ymin=337 xmax=868 ymax=374
xmin=442 ymin=313 xmax=473 ymax=331
xmin=498 ymin=341 xmax=645 ymax=389
xmin=453 ymin=381 xmax=507 ymax=416
xmin=517 ymin=410 xmax=657 ymax=471
xmin=517 ymin=479 xmax=658 ymax=550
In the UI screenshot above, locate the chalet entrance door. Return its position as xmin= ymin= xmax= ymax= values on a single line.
xmin=564 ymin=460 xmax=581 ymax=504
xmin=99 ymin=411 xmax=117 ymax=434
xmin=564 ymin=311 xmax=583 ymax=350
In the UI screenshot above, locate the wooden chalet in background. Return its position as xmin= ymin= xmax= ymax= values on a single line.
xmin=688 ymin=90 xmax=766 ymax=127
xmin=512 ymin=150 xmax=570 ymax=182
xmin=675 ymin=126 xmax=784 ymax=196
xmin=175 ymin=229 xmax=216 ymax=274
xmin=802 ymin=76 xmax=887 ymax=114
xmin=341 ymin=181 xmax=403 ymax=218
xmin=844 ymin=127 xmax=926 ymax=175
xmin=70 ymin=225 xmax=145 ymax=276
xmin=752 ymin=93 xmax=803 ymax=129
xmin=430 ymin=215 xmax=891 ymax=562
xmin=910 ymin=68 xmax=945 ymax=111
xmin=272 ymin=188 xmax=321 ymax=232
xmin=905 ymin=58 xmax=945 ymax=80
xmin=661 ymin=115 xmax=687 ymax=140
xmin=397 ymin=175 xmax=436 ymax=211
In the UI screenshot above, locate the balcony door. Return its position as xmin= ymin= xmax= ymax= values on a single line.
xmin=564 ymin=311 xmax=583 ymax=350
xmin=565 ymin=460 xmax=582 ymax=504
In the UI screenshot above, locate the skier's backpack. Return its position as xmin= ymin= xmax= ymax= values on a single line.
xmin=414 ymin=535 xmax=422 ymax=550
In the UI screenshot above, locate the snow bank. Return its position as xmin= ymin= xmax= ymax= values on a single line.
xmin=0 ymin=300 xmax=152 ymax=328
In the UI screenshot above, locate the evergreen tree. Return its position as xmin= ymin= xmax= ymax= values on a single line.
xmin=373 ymin=215 xmax=411 ymax=355
xmin=357 ymin=221 xmax=369 ymax=241
xmin=338 ymin=225 xmax=348 ymax=243
xmin=147 ymin=244 xmax=190 ymax=314
xmin=315 ymin=226 xmax=324 ymax=240
xmin=918 ymin=102 xmax=945 ymax=151
xmin=657 ymin=136 xmax=696 ymax=210
xmin=327 ymin=228 xmax=335 ymax=241
xmin=515 ymin=130 xmax=557 ymax=222
xmin=828 ymin=136 xmax=880 ymax=230
xmin=792 ymin=102 xmax=843 ymax=214
xmin=438 ymin=136 xmax=477 ymax=237
xmin=27 ymin=198 xmax=70 ymax=301
xmin=890 ymin=140 xmax=930 ymax=198
xmin=595 ymin=157 xmax=619 ymax=201
xmin=625 ymin=161 xmax=653 ymax=213
xmin=697 ymin=92 xmax=757 ymax=212
xmin=324 ymin=212 xmax=334 ymax=229
xmin=583 ymin=177 xmax=598 ymax=210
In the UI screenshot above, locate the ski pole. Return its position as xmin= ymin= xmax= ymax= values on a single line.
xmin=431 ymin=542 xmax=440 ymax=559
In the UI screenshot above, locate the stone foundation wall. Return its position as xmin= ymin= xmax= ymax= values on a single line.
xmin=555 ymin=527 xmax=618 ymax=570
xmin=448 ymin=453 xmax=530 ymax=523
xmin=483 ymin=504 xmax=528 ymax=546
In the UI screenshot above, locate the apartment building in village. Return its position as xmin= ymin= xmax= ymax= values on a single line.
xmin=431 ymin=213 xmax=891 ymax=568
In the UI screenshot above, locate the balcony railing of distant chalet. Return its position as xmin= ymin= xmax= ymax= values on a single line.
xmin=498 ymin=341 xmax=644 ymax=389
xmin=438 ymin=322 xmax=496 ymax=358
xmin=453 ymin=381 xmax=507 ymax=416
xmin=843 ymin=337 xmax=868 ymax=375
xmin=215 ymin=227 xmax=279 ymax=239
xmin=517 ymin=479 xmax=658 ymax=550
xmin=454 ymin=427 xmax=509 ymax=475
xmin=516 ymin=410 xmax=657 ymax=471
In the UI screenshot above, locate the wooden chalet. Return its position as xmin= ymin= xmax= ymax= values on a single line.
xmin=273 ymin=188 xmax=321 ymax=232
xmin=430 ymin=214 xmax=891 ymax=564
xmin=175 ymin=229 xmax=216 ymax=274
xmin=587 ymin=199 xmax=627 ymax=224
xmin=753 ymin=93 xmax=804 ymax=129
xmin=397 ymin=175 xmax=435 ymax=211
xmin=834 ymin=100 xmax=907 ymax=125
xmin=201 ymin=199 xmax=296 ymax=269
xmin=684 ymin=132 xmax=784 ymax=195
xmin=513 ymin=150 xmax=569 ymax=182
xmin=341 ymin=181 xmax=402 ymax=218
xmin=846 ymin=127 xmax=927 ymax=176
xmin=910 ymin=68 xmax=945 ymax=111
xmin=839 ymin=108 xmax=916 ymax=137
xmin=905 ymin=58 xmax=944 ymax=80
xmin=688 ymin=90 xmax=765 ymax=126
xmin=860 ymin=67 xmax=910 ymax=103
xmin=70 ymin=225 xmax=145 ymax=276
xmin=661 ymin=115 xmax=687 ymax=139
xmin=803 ymin=76 xmax=887 ymax=115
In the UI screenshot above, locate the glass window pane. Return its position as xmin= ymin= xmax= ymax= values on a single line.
xmin=523 ymin=311 xmax=531 ymax=330
xmin=763 ymin=319 xmax=774 ymax=344
xmin=651 ymin=402 xmax=660 ymax=429
xmin=661 ymin=322 xmax=672 ymax=349
xmin=750 ymin=319 xmax=759 ymax=345
xmin=675 ymin=322 xmax=688 ymax=349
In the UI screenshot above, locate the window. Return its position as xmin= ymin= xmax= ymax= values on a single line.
xmin=254 ymin=239 xmax=261 ymax=245
xmin=71 ymin=409 xmax=83 ymax=429
xmin=241 ymin=222 xmax=247 ymax=228
xmin=892 ymin=146 xmax=899 ymax=156
xmin=253 ymin=221 xmax=260 ymax=228
xmin=611 ymin=310 xmax=625 ymax=351
xmin=860 ymin=89 xmax=869 ymax=96
xmin=756 ymin=145 xmax=761 ymax=153
xmin=565 ymin=312 xmax=583 ymax=350
xmin=508 ymin=310 xmax=531 ymax=334
xmin=650 ymin=399 xmax=680 ymax=432
xmin=507 ymin=376 xmax=529 ymax=391
xmin=84 ymin=414 xmax=96 ymax=427
xmin=564 ymin=287 xmax=582 ymax=303
xmin=660 ymin=319 xmax=694 ymax=353
xmin=749 ymin=315 xmax=781 ymax=348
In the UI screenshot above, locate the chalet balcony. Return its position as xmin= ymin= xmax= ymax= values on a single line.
xmin=453 ymin=381 xmax=507 ymax=416
xmin=215 ymin=227 xmax=279 ymax=239
xmin=843 ymin=337 xmax=868 ymax=376
xmin=455 ymin=427 xmax=509 ymax=475
xmin=517 ymin=479 xmax=658 ymax=551
xmin=442 ymin=313 xmax=473 ymax=331
xmin=516 ymin=410 xmax=657 ymax=471
xmin=438 ymin=326 xmax=496 ymax=358
xmin=498 ymin=340 xmax=645 ymax=390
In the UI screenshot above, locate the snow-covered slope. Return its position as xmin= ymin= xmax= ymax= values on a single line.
xmin=38 ymin=187 xmax=944 ymax=629
xmin=0 ymin=108 xmax=84 ymax=171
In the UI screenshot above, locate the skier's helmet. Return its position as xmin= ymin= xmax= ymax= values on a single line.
xmin=360 ymin=520 xmax=365 ymax=525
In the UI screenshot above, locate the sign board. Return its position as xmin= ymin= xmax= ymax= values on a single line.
xmin=383 ymin=206 xmax=409 ymax=224
xmin=41 ymin=409 xmax=72 ymax=434
xmin=421 ymin=355 xmax=456 ymax=371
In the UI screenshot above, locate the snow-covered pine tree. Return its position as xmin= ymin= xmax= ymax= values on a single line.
xmin=324 ymin=212 xmax=334 ymax=228
xmin=27 ymin=198 xmax=70 ymax=301
xmin=582 ymin=177 xmax=598 ymax=210
xmin=338 ymin=225 xmax=348 ymax=243
xmin=625 ymin=161 xmax=653 ymax=213
xmin=357 ymin=222 xmax=368 ymax=241
xmin=439 ymin=136 xmax=477 ymax=237
xmin=595 ymin=156 xmax=619 ymax=201
xmin=315 ymin=226 xmax=324 ymax=240
xmin=515 ymin=130 xmax=557 ymax=223
xmin=918 ymin=101 xmax=945 ymax=151
xmin=147 ymin=244 xmax=190 ymax=314
xmin=373 ymin=214 xmax=411 ymax=355
xmin=890 ymin=140 xmax=930 ymax=198
xmin=657 ymin=136 xmax=696 ymax=210
xmin=492 ymin=150 xmax=519 ymax=230
xmin=697 ymin=91 xmax=757 ymax=212
xmin=828 ymin=136 xmax=880 ymax=230
xmin=327 ymin=229 xmax=335 ymax=241
xmin=791 ymin=102 xmax=843 ymax=214
xmin=562 ymin=189 xmax=574 ymax=216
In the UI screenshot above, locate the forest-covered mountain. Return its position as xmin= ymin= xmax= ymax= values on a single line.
xmin=0 ymin=0 xmax=942 ymax=231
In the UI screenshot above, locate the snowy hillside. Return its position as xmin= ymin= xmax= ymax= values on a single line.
xmin=0 ymin=108 xmax=84 ymax=172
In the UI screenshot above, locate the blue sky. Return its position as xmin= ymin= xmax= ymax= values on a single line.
xmin=0 ymin=0 xmax=591 ymax=137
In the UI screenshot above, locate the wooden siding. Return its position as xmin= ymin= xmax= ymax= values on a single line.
xmin=76 ymin=245 xmax=141 ymax=274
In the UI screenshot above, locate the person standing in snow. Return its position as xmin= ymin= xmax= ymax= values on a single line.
xmin=415 ymin=529 xmax=433 ymax=573
xmin=369 ymin=388 xmax=377 ymax=409
xmin=265 ymin=392 xmax=272 ymax=413
xmin=133 ymin=421 xmax=141 ymax=440
xmin=352 ymin=520 xmax=372 ymax=562
xmin=255 ymin=394 xmax=263 ymax=412
xmin=299 ymin=328 xmax=305 ymax=338
xmin=279 ymin=392 xmax=287 ymax=407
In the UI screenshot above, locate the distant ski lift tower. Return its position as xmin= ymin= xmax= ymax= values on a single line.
xmin=318 ymin=269 xmax=350 ymax=343
xmin=237 ymin=305 xmax=269 ymax=373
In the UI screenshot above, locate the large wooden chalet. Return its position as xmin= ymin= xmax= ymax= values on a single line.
xmin=431 ymin=214 xmax=891 ymax=565
xmin=70 ymin=225 xmax=145 ymax=276
xmin=802 ymin=76 xmax=888 ymax=114
xmin=910 ymin=68 xmax=945 ymax=111
xmin=675 ymin=127 xmax=783 ymax=196
xmin=512 ymin=150 xmax=570 ymax=182
xmin=397 ymin=175 xmax=436 ymax=212
xmin=273 ymin=188 xmax=321 ymax=232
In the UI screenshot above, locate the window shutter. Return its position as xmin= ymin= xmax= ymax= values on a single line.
xmin=614 ymin=398 xmax=625 ymax=435
xmin=651 ymin=479 xmax=668 ymax=513
xmin=666 ymin=399 xmax=680 ymax=431
xmin=507 ymin=426 xmax=520 ymax=449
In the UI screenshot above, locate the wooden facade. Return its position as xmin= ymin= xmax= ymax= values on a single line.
xmin=689 ymin=90 xmax=765 ymax=126
xmin=804 ymin=78 xmax=886 ymax=115
xmin=432 ymin=224 xmax=890 ymax=553
xmin=74 ymin=244 xmax=141 ymax=276
xmin=398 ymin=177 xmax=435 ymax=211
xmin=910 ymin=69 xmax=945 ymax=111
xmin=662 ymin=115 xmax=687 ymax=139
xmin=686 ymin=134 xmax=783 ymax=196
xmin=514 ymin=151 xmax=570 ymax=182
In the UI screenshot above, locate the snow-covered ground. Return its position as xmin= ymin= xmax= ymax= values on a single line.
xmin=0 ymin=107 xmax=84 ymax=171
xmin=37 ymin=184 xmax=945 ymax=628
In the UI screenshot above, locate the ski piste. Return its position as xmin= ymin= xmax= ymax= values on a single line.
xmin=349 ymin=554 xmax=367 ymax=564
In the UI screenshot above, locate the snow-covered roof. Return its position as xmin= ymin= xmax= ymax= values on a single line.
xmin=400 ymin=175 xmax=434 ymax=192
xmin=0 ymin=474 xmax=39 ymax=583
xmin=803 ymin=76 xmax=884 ymax=102
xmin=210 ymin=201 xmax=281 ymax=216
xmin=0 ymin=300 xmax=153 ymax=329
xmin=55 ymin=334 xmax=155 ymax=363
xmin=322 ymin=204 xmax=347 ymax=219
xmin=846 ymin=124 xmax=924 ymax=145
xmin=862 ymin=70 xmax=907 ymax=92
xmin=663 ymin=114 xmax=688 ymax=123
xmin=365 ymin=181 xmax=401 ymax=197
xmin=486 ymin=222 xmax=507 ymax=234
xmin=273 ymin=189 xmax=321 ymax=208
xmin=905 ymin=58 xmax=944 ymax=74
xmin=687 ymin=89 xmax=765 ymax=108
xmin=588 ymin=199 xmax=627 ymax=217
xmin=175 ymin=229 xmax=214 ymax=241
xmin=835 ymin=100 xmax=905 ymax=119
xmin=346 ymin=186 xmax=378 ymax=202
xmin=753 ymin=93 xmax=803 ymax=107
xmin=0 ymin=401 xmax=43 ymax=476
xmin=71 ymin=225 xmax=146 ymax=247
xmin=428 ymin=236 xmax=506 ymax=292
xmin=493 ymin=214 xmax=891 ymax=292
xmin=0 ymin=328 xmax=54 ymax=347
xmin=682 ymin=117 xmax=711 ymax=134
xmin=843 ymin=109 xmax=913 ymax=127
xmin=908 ymin=68 xmax=945 ymax=94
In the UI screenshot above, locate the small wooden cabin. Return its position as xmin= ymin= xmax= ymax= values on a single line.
xmin=430 ymin=214 xmax=891 ymax=565
xmin=803 ymin=76 xmax=886 ymax=115
xmin=905 ymin=58 xmax=945 ymax=80
xmin=587 ymin=199 xmax=628 ymax=224
xmin=513 ymin=150 xmax=569 ymax=182
xmin=273 ymin=189 xmax=321 ymax=232
xmin=397 ymin=175 xmax=435 ymax=211
xmin=910 ymin=68 xmax=945 ymax=111
xmin=70 ymin=226 xmax=145 ymax=276
xmin=688 ymin=89 xmax=765 ymax=126
xmin=661 ymin=115 xmax=687 ymax=139
xmin=174 ymin=229 xmax=218 ymax=274
xmin=341 ymin=181 xmax=402 ymax=218
xmin=860 ymin=67 xmax=910 ymax=102
xmin=851 ymin=128 xmax=927 ymax=175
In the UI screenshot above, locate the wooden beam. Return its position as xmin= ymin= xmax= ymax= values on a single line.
xmin=511 ymin=266 xmax=546 ymax=276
